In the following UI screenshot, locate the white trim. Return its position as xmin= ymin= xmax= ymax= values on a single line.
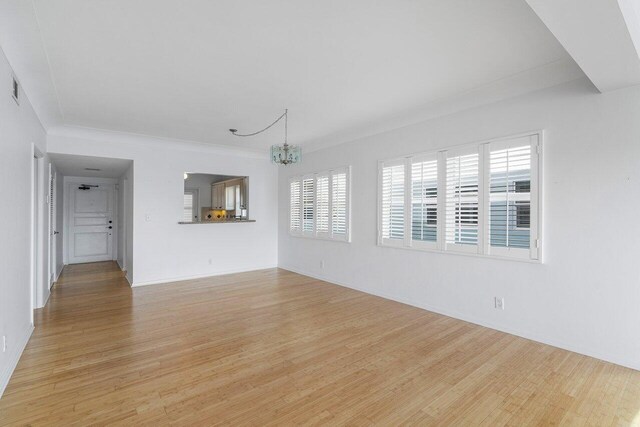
xmin=0 ymin=324 xmax=34 ymax=398
xmin=131 ymin=264 xmax=277 ymax=287
xmin=277 ymin=265 xmax=640 ymax=372
xmin=48 ymin=125 xmax=266 ymax=159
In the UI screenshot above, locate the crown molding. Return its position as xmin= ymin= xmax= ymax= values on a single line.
xmin=47 ymin=125 xmax=268 ymax=159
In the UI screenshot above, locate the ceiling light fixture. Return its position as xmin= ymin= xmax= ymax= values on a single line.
xmin=229 ymin=109 xmax=301 ymax=165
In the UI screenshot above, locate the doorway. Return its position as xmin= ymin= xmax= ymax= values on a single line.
xmin=67 ymin=182 xmax=117 ymax=264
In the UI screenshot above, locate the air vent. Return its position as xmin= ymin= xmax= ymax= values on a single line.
xmin=84 ymin=168 xmax=102 ymax=171
xmin=11 ymin=76 xmax=19 ymax=105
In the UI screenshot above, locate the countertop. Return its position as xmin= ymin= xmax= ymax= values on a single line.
xmin=178 ymin=219 xmax=256 ymax=224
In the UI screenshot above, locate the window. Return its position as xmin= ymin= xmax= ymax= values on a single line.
xmin=302 ymin=178 xmax=315 ymax=233
xmin=487 ymin=136 xmax=536 ymax=258
xmin=411 ymin=155 xmax=438 ymax=248
xmin=290 ymin=180 xmax=301 ymax=232
xmin=316 ymin=175 xmax=329 ymax=234
xmin=289 ymin=167 xmax=351 ymax=241
xmin=225 ymin=185 xmax=237 ymax=210
xmin=331 ymin=171 xmax=348 ymax=237
xmin=445 ymin=149 xmax=479 ymax=251
xmin=380 ymin=160 xmax=405 ymax=245
xmin=378 ymin=132 xmax=541 ymax=261
xmin=183 ymin=189 xmax=198 ymax=222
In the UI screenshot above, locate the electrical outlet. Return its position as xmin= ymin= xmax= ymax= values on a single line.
xmin=2 ymin=335 xmax=6 ymax=353
xmin=145 ymin=214 xmax=151 ymax=222
xmin=320 ymin=260 xmax=325 ymax=269
xmin=208 ymin=258 xmax=213 ymax=265
xmin=494 ymin=297 xmax=505 ymax=310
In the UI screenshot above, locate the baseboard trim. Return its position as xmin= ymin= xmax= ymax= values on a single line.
xmin=131 ymin=264 xmax=278 ymax=287
xmin=279 ymin=264 xmax=640 ymax=372
xmin=0 ymin=324 xmax=34 ymax=398
xmin=55 ymin=264 xmax=64 ymax=282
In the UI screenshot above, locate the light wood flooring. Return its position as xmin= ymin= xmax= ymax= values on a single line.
xmin=1 ymin=261 xmax=639 ymax=426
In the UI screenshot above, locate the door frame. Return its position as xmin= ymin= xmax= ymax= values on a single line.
xmin=63 ymin=177 xmax=119 ymax=265
xmin=31 ymin=146 xmax=45 ymax=322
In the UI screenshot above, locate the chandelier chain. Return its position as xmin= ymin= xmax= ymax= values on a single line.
xmin=230 ymin=109 xmax=288 ymax=140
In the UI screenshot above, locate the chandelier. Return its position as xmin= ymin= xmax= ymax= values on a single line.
xmin=229 ymin=109 xmax=301 ymax=165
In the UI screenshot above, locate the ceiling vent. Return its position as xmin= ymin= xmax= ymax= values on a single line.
xmin=84 ymin=168 xmax=102 ymax=171
xmin=11 ymin=76 xmax=19 ymax=105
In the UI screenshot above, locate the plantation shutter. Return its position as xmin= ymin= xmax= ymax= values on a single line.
xmin=316 ymin=175 xmax=329 ymax=235
xmin=411 ymin=155 xmax=438 ymax=247
xmin=487 ymin=135 xmax=537 ymax=259
xmin=290 ymin=180 xmax=301 ymax=233
xmin=331 ymin=170 xmax=348 ymax=238
xmin=302 ymin=177 xmax=315 ymax=233
xmin=183 ymin=193 xmax=194 ymax=222
xmin=380 ymin=160 xmax=405 ymax=244
xmin=445 ymin=149 xmax=479 ymax=251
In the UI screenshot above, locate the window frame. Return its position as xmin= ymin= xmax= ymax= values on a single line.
xmin=289 ymin=166 xmax=351 ymax=243
xmin=377 ymin=131 xmax=542 ymax=262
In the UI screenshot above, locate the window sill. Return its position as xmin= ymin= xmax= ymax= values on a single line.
xmin=376 ymin=242 xmax=541 ymax=264
xmin=289 ymin=232 xmax=351 ymax=243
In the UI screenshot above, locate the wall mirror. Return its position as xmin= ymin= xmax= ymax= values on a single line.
xmin=182 ymin=173 xmax=249 ymax=223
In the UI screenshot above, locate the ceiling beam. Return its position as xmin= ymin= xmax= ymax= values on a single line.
xmin=526 ymin=0 xmax=640 ymax=92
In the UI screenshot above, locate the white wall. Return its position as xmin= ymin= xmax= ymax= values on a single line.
xmin=278 ymin=77 xmax=640 ymax=371
xmin=48 ymin=129 xmax=278 ymax=286
xmin=0 ymin=47 xmax=48 ymax=396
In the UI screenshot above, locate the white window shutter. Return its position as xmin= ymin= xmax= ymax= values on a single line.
xmin=486 ymin=135 xmax=538 ymax=260
xmin=289 ymin=179 xmax=301 ymax=233
xmin=380 ymin=160 xmax=405 ymax=245
xmin=331 ymin=168 xmax=349 ymax=240
xmin=445 ymin=148 xmax=480 ymax=253
xmin=410 ymin=154 xmax=438 ymax=249
xmin=183 ymin=193 xmax=194 ymax=222
xmin=316 ymin=174 xmax=330 ymax=236
xmin=302 ymin=177 xmax=315 ymax=235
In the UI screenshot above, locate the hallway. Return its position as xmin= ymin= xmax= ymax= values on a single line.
xmin=1 ymin=262 xmax=640 ymax=425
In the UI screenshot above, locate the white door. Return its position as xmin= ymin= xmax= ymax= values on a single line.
xmin=68 ymin=184 xmax=115 ymax=264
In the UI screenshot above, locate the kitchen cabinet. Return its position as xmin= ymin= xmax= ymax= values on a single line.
xmin=211 ymin=183 xmax=225 ymax=209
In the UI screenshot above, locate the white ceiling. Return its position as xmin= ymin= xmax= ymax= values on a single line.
xmin=48 ymin=153 xmax=132 ymax=178
xmin=2 ymin=0 xmax=581 ymax=149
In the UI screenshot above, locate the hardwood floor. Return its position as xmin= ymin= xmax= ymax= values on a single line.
xmin=1 ymin=262 xmax=639 ymax=426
